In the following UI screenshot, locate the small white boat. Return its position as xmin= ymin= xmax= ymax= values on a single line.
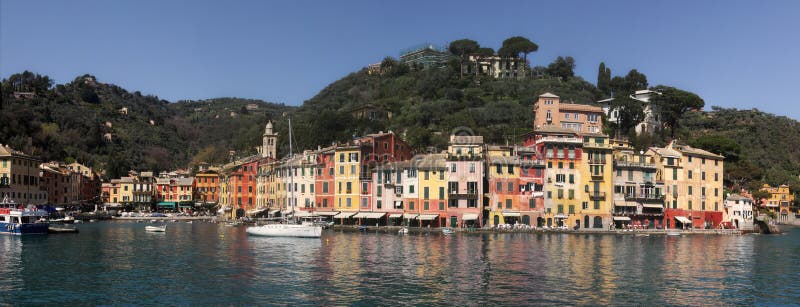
xmin=441 ymin=228 xmax=455 ymax=235
xmin=186 ymin=221 xmax=193 ymax=224
xmin=145 ymin=225 xmax=166 ymax=232
xmin=398 ymin=227 xmax=409 ymax=235
xmin=246 ymin=221 xmax=322 ymax=238
xmin=666 ymin=232 xmax=682 ymax=236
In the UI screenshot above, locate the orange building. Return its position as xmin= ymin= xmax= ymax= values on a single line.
xmin=195 ymin=170 xmax=220 ymax=205
xmin=533 ymin=92 xmax=604 ymax=134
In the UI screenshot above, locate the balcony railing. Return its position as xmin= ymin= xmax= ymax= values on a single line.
xmin=584 ymin=142 xmax=611 ymax=149
xmin=613 ymin=161 xmax=657 ymax=169
xmin=590 ymin=172 xmax=605 ymax=179
xmin=449 ymin=191 xmax=479 ymax=199
xmin=624 ymin=194 xmax=665 ymax=202
xmin=588 ymin=192 xmax=606 ymax=200
xmin=588 ymin=158 xmax=606 ymax=165
xmin=359 ymin=172 xmax=372 ymax=180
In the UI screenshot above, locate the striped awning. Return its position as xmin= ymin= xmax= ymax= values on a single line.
xmin=366 ymin=212 xmax=386 ymax=219
xmin=462 ymin=213 xmax=479 ymax=221
xmin=353 ymin=212 xmax=370 ymax=218
xmin=315 ymin=211 xmax=339 ymax=216
xmin=389 ymin=213 xmax=403 ymax=218
xmin=335 ymin=212 xmax=356 ymax=219
xmin=417 ymin=214 xmax=439 ymax=221
xmin=675 ymin=216 xmax=692 ymax=224
xmin=403 ymin=213 xmax=418 ymax=219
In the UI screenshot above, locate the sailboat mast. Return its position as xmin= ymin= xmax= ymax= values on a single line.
xmin=289 ymin=117 xmax=294 ymax=219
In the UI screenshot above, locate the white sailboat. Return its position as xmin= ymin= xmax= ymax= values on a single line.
xmin=247 ymin=117 xmax=322 ymax=238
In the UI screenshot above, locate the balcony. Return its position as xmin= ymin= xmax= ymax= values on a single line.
xmin=449 ymin=191 xmax=479 ymax=199
xmin=613 ymin=161 xmax=657 ymax=169
xmin=590 ymin=172 xmax=605 ymax=179
xmin=624 ymin=194 xmax=665 ymax=202
xmin=583 ymin=142 xmax=611 ymax=149
xmin=359 ymin=172 xmax=372 ymax=180
xmin=588 ymin=192 xmax=606 ymax=200
xmin=588 ymin=158 xmax=606 ymax=165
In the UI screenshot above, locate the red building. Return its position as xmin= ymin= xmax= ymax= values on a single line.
xmin=314 ymin=147 xmax=336 ymax=214
xmin=228 ymin=158 xmax=260 ymax=217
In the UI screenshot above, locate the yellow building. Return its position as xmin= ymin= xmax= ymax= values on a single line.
xmin=648 ymin=141 xmax=724 ymax=229
xmin=0 ymin=144 xmax=46 ymax=204
xmin=578 ymin=133 xmax=613 ymax=229
xmin=415 ymin=153 xmax=448 ymax=226
xmin=334 ymin=145 xmax=360 ymax=212
xmin=760 ymin=184 xmax=794 ymax=222
xmin=487 ymin=146 xmax=521 ymax=226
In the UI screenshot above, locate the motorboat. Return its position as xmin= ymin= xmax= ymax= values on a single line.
xmin=246 ymin=221 xmax=322 ymax=238
xmin=398 ymin=227 xmax=409 ymax=235
xmin=441 ymin=227 xmax=455 ymax=235
xmin=1 ymin=206 xmax=49 ymax=235
xmin=145 ymin=225 xmax=166 ymax=232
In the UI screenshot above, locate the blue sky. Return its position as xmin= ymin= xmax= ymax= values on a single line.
xmin=2 ymin=0 xmax=799 ymax=119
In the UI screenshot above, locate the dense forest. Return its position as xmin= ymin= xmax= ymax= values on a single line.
xmin=1 ymin=36 xmax=799 ymax=200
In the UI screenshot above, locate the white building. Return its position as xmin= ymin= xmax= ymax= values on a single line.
xmin=601 ymin=90 xmax=662 ymax=135
xmin=724 ymin=194 xmax=754 ymax=230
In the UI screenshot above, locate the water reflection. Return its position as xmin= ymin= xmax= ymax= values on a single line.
xmin=0 ymin=223 xmax=798 ymax=305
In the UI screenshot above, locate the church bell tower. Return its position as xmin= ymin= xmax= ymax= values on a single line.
xmin=262 ymin=121 xmax=278 ymax=158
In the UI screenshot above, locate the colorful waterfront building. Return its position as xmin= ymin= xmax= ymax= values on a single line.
xmin=524 ymin=127 xmax=583 ymax=228
xmin=487 ymin=145 xmax=522 ymax=226
xmin=532 ymin=92 xmax=604 ymax=134
xmin=225 ymin=157 xmax=260 ymax=218
xmin=372 ymin=161 xmax=408 ymax=226
xmin=516 ymin=146 xmax=546 ymax=226
xmin=195 ymin=170 xmax=220 ymax=205
xmin=724 ymin=194 xmax=754 ymax=230
xmin=578 ymin=133 xmax=613 ymax=230
xmin=314 ymin=146 xmax=337 ymax=218
xmin=648 ymin=141 xmax=724 ymax=229
xmin=0 ymin=144 xmax=46 ymax=205
xmin=445 ymin=135 xmax=484 ymax=228
xmin=611 ymin=139 xmax=665 ymax=228
xmin=759 ymin=184 xmax=794 ymax=222
xmin=334 ymin=145 xmax=361 ymax=214
xmin=414 ymin=154 xmax=448 ymax=227
xmin=155 ymin=177 xmax=193 ymax=211
xmin=40 ymin=162 xmax=70 ymax=205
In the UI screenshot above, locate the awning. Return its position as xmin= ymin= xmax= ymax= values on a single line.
xmin=269 ymin=210 xmax=280 ymax=215
xmin=554 ymin=214 xmax=568 ymax=219
xmin=675 ymin=216 xmax=692 ymax=224
xmin=315 ymin=211 xmax=339 ymax=216
xmin=462 ymin=213 xmax=479 ymax=221
xmin=353 ymin=212 xmax=370 ymax=218
xmin=157 ymin=202 xmax=176 ymax=208
xmin=335 ymin=212 xmax=356 ymax=219
xmin=613 ymin=216 xmax=631 ymax=221
xmin=403 ymin=213 xmax=418 ymax=219
xmin=389 ymin=213 xmax=403 ymax=218
xmin=281 ymin=209 xmax=293 ymax=215
xmin=417 ymin=214 xmax=439 ymax=221
xmin=366 ymin=212 xmax=386 ymax=219
xmin=642 ymin=204 xmax=663 ymax=209
xmin=294 ymin=211 xmax=316 ymax=217
xmin=247 ymin=208 xmax=267 ymax=215
xmin=501 ymin=212 xmax=521 ymax=217
xmin=614 ymin=201 xmax=637 ymax=207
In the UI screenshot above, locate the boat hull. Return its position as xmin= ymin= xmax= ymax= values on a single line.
xmin=145 ymin=226 xmax=166 ymax=232
xmin=246 ymin=224 xmax=322 ymax=238
xmin=1 ymin=222 xmax=49 ymax=235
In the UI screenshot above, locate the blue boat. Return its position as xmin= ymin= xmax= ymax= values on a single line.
xmin=1 ymin=207 xmax=50 ymax=235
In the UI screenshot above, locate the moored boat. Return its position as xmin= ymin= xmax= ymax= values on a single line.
xmin=145 ymin=225 xmax=166 ymax=232
xmin=1 ymin=207 xmax=49 ymax=235
xmin=441 ymin=227 xmax=455 ymax=235
xmin=246 ymin=221 xmax=322 ymax=238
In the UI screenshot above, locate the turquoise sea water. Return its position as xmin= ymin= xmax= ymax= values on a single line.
xmin=1 ymin=222 xmax=798 ymax=305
